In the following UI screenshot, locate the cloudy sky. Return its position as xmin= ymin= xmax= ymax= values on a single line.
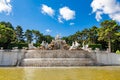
xmin=0 ymin=0 xmax=120 ymax=37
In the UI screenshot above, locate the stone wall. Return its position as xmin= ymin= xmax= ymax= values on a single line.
xmin=22 ymin=50 xmax=95 ymax=67
xmin=95 ymin=51 xmax=120 ymax=65
xmin=25 ymin=50 xmax=89 ymax=58
xmin=1 ymin=49 xmax=119 ymax=67
xmin=22 ymin=58 xmax=94 ymax=67
xmin=0 ymin=49 xmax=26 ymax=66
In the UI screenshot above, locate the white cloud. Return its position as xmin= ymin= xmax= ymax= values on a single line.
xmin=41 ymin=4 xmax=55 ymax=17
xmin=0 ymin=0 xmax=12 ymax=15
xmin=91 ymin=0 xmax=120 ymax=22
xmin=69 ymin=22 xmax=75 ymax=26
xmin=58 ymin=7 xmax=75 ymax=23
xmin=6 ymin=0 xmax=10 ymax=3
xmin=45 ymin=29 xmax=52 ymax=33
xmin=58 ymin=16 xmax=63 ymax=23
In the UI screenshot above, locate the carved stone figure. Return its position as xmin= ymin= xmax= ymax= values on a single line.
xmin=69 ymin=41 xmax=80 ymax=50
xmin=55 ymin=34 xmax=60 ymax=40
xmin=28 ymin=42 xmax=36 ymax=49
xmin=40 ymin=41 xmax=48 ymax=50
xmin=47 ymin=35 xmax=69 ymax=50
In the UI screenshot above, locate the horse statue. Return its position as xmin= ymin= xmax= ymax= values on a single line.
xmin=69 ymin=41 xmax=80 ymax=50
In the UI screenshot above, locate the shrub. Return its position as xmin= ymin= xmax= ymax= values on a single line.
xmin=33 ymin=43 xmax=41 ymax=47
xmin=88 ymin=44 xmax=102 ymax=50
xmin=116 ymin=50 xmax=120 ymax=54
xmin=9 ymin=42 xmax=28 ymax=49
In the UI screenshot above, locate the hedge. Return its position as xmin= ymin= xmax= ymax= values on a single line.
xmin=88 ymin=44 xmax=102 ymax=50
xmin=9 ymin=43 xmax=28 ymax=49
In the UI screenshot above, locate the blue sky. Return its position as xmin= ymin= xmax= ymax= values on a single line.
xmin=0 ymin=0 xmax=120 ymax=37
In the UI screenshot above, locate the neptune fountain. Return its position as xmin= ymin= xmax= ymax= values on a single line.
xmin=23 ymin=35 xmax=95 ymax=67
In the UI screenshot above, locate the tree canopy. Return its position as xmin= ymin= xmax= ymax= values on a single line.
xmin=0 ymin=20 xmax=119 ymax=51
xmin=0 ymin=24 xmax=16 ymax=48
xmin=98 ymin=20 xmax=120 ymax=52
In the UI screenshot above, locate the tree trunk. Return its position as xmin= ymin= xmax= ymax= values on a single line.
xmin=108 ymin=38 xmax=111 ymax=53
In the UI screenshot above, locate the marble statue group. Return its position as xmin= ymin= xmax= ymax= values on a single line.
xmin=28 ymin=34 xmax=89 ymax=50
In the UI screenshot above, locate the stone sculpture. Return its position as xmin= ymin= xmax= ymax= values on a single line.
xmin=40 ymin=41 xmax=48 ymax=50
xmin=47 ymin=35 xmax=69 ymax=50
xmin=28 ymin=43 xmax=36 ymax=49
xmin=55 ymin=34 xmax=60 ymax=40
xmin=69 ymin=41 xmax=80 ymax=50
xmin=82 ymin=41 xmax=89 ymax=51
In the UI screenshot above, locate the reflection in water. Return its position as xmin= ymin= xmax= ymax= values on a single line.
xmin=24 ymin=68 xmax=35 ymax=80
xmin=0 ymin=67 xmax=120 ymax=80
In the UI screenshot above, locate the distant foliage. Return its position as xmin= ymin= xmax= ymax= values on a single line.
xmin=9 ymin=43 xmax=28 ymax=49
xmin=88 ymin=44 xmax=102 ymax=50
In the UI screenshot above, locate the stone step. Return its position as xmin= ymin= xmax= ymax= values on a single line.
xmin=25 ymin=50 xmax=90 ymax=58
xmin=21 ymin=58 xmax=95 ymax=67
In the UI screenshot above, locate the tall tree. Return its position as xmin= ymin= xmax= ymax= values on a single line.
xmin=15 ymin=25 xmax=24 ymax=42
xmin=32 ymin=30 xmax=43 ymax=43
xmin=81 ymin=28 xmax=89 ymax=44
xmin=25 ymin=29 xmax=33 ymax=43
xmin=73 ymin=31 xmax=83 ymax=43
xmin=43 ymin=35 xmax=53 ymax=43
xmin=98 ymin=20 xmax=120 ymax=52
xmin=0 ymin=24 xmax=16 ymax=48
xmin=88 ymin=26 xmax=98 ymax=44
xmin=0 ymin=21 xmax=14 ymax=30
xmin=112 ymin=30 xmax=120 ymax=51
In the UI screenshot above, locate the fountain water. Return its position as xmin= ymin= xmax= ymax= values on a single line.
xmin=21 ymin=50 xmax=96 ymax=67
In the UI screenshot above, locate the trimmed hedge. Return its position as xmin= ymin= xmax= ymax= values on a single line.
xmin=88 ymin=44 xmax=102 ymax=50
xmin=9 ymin=43 xmax=28 ymax=49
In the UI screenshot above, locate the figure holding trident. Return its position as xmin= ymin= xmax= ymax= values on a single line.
xmin=55 ymin=34 xmax=61 ymax=40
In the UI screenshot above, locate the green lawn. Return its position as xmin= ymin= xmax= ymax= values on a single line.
xmin=0 ymin=67 xmax=120 ymax=80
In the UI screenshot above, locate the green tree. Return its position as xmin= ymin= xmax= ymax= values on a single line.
xmin=25 ymin=29 xmax=33 ymax=43
xmin=43 ymin=35 xmax=53 ymax=43
xmin=62 ymin=36 xmax=69 ymax=44
xmin=81 ymin=28 xmax=89 ymax=44
xmin=98 ymin=20 xmax=120 ymax=52
xmin=0 ymin=21 xmax=14 ymax=30
xmin=15 ymin=25 xmax=24 ymax=42
xmin=88 ymin=26 xmax=98 ymax=44
xmin=0 ymin=24 xmax=16 ymax=48
xmin=112 ymin=31 xmax=120 ymax=52
xmin=32 ymin=30 xmax=44 ymax=43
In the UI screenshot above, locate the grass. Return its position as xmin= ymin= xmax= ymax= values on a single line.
xmin=0 ymin=66 xmax=120 ymax=80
